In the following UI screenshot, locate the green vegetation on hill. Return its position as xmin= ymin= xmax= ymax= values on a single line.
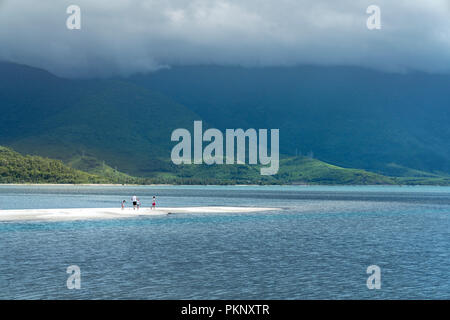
xmin=67 ymin=155 xmax=143 ymax=184
xmin=393 ymin=176 xmax=450 ymax=186
xmin=276 ymin=157 xmax=396 ymax=185
xmin=0 ymin=146 xmax=109 ymax=184
xmin=0 ymin=64 xmax=201 ymax=177
xmin=114 ymin=156 xmax=397 ymax=185
xmin=375 ymin=163 xmax=450 ymax=186
xmin=1 ymin=146 xmax=449 ymax=185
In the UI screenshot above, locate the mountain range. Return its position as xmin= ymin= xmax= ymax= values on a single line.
xmin=0 ymin=61 xmax=449 ymax=184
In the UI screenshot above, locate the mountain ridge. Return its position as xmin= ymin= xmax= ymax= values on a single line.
xmin=0 ymin=61 xmax=449 ymax=184
xmin=128 ymin=65 xmax=450 ymax=175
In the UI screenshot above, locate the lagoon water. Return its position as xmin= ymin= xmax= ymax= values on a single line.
xmin=0 ymin=185 xmax=449 ymax=299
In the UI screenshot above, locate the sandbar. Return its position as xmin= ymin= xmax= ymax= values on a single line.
xmin=0 ymin=206 xmax=277 ymax=222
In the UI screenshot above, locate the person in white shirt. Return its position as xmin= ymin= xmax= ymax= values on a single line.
xmin=132 ymin=195 xmax=137 ymax=210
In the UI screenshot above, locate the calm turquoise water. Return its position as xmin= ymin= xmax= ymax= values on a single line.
xmin=0 ymin=185 xmax=449 ymax=299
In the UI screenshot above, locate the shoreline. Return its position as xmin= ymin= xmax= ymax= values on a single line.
xmin=0 ymin=183 xmax=175 ymax=187
xmin=0 ymin=183 xmax=449 ymax=187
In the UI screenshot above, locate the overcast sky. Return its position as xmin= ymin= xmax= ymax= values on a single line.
xmin=1 ymin=0 xmax=449 ymax=77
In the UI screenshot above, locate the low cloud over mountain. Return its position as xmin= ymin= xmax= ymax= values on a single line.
xmin=1 ymin=0 xmax=450 ymax=77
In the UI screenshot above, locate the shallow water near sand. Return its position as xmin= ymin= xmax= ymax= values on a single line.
xmin=0 ymin=185 xmax=449 ymax=299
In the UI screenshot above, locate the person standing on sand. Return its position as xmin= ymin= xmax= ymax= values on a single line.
xmin=121 ymin=200 xmax=126 ymax=210
xmin=152 ymin=196 xmax=156 ymax=210
xmin=132 ymin=195 xmax=137 ymax=210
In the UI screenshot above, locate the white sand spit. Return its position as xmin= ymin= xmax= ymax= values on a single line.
xmin=0 ymin=206 xmax=277 ymax=222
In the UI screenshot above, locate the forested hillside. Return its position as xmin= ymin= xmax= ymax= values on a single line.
xmin=0 ymin=146 xmax=108 ymax=184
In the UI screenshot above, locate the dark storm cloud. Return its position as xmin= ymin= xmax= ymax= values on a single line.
xmin=0 ymin=0 xmax=449 ymax=77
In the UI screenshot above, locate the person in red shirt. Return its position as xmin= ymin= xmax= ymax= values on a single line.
xmin=152 ymin=196 xmax=156 ymax=210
